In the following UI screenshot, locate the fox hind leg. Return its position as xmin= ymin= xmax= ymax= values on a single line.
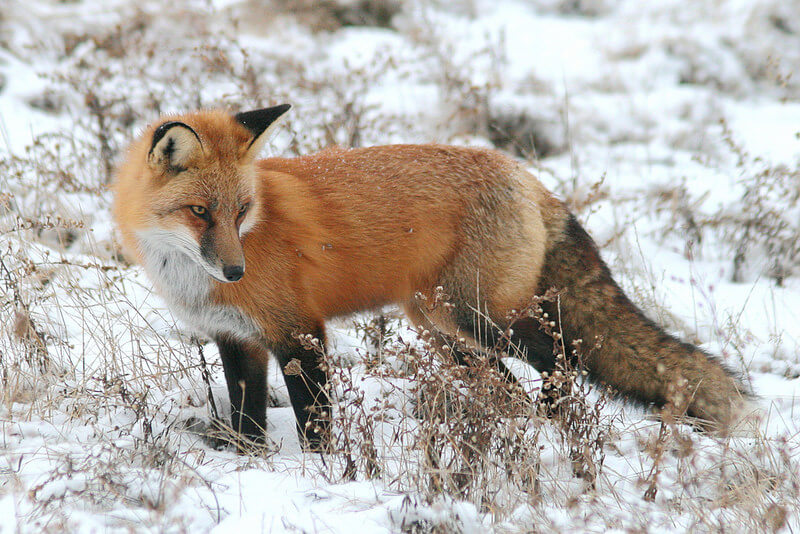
xmin=403 ymin=301 xmax=528 ymax=397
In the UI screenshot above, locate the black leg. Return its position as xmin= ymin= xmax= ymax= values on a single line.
xmin=215 ymin=336 xmax=269 ymax=445
xmin=504 ymin=316 xmax=572 ymax=417
xmin=270 ymin=325 xmax=330 ymax=450
xmin=451 ymin=313 xmax=556 ymax=383
xmin=444 ymin=334 xmax=524 ymax=390
xmin=451 ymin=313 xmax=561 ymax=413
xmin=504 ymin=316 xmax=558 ymax=374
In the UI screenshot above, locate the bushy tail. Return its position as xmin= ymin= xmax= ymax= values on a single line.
xmin=525 ymin=212 xmax=751 ymax=431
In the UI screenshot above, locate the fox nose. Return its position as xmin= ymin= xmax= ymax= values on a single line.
xmin=223 ymin=265 xmax=244 ymax=282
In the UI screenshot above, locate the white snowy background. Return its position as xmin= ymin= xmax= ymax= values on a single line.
xmin=1 ymin=0 xmax=799 ymax=532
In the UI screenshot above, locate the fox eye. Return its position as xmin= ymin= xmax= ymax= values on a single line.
xmin=238 ymin=203 xmax=250 ymax=216
xmin=189 ymin=205 xmax=208 ymax=218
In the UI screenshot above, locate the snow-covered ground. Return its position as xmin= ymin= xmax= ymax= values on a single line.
xmin=1 ymin=0 xmax=799 ymax=531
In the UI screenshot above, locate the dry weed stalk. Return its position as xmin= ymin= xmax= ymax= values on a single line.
xmin=297 ymin=288 xmax=619 ymax=518
xmin=648 ymin=117 xmax=800 ymax=286
xmin=506 ymin=291 xmax=613 ymax=488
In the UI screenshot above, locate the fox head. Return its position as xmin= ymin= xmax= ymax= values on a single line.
xmin=113 ymin=104 xmax=291 ymax=283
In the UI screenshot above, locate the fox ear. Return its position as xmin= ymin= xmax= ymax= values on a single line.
xmin=235 ymin=104 xmax=291 ymax=159
xmin=148 ymin=121 xmax=202 ymax=174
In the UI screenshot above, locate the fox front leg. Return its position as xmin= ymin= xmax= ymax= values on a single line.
xmin=270 ymin=325 xmax=331 ymax=451
xmin=215 ymin=336 xmax=269 ymax=448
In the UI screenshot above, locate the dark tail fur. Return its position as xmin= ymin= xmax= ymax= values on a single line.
xmin=517 ymin=212 xmax=750 ymax=430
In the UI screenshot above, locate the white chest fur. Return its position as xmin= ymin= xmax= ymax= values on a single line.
xmin=137 ymin=231 xmax=262 ymax=341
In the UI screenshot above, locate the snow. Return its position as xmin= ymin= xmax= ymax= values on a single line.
xmin=1 ymin=0 xmax=800 ymax=532
xmin=725 ymin=101 xmax=800 ymax=165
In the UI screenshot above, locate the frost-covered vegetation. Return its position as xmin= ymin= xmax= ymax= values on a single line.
xmin=1 ymin=0 xmax=799 ymax=531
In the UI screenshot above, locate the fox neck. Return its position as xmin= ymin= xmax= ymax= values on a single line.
xmin=139 ymin=235 xmax=211 ymax=305
xmin=135 ymin=230 xmax=261 ymax=341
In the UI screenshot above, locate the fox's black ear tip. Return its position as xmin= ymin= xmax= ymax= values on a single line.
xmin=235 ymin=103 xmax=292 ymax=119
xmin=234 ymin=104 xmax=292 ymax=141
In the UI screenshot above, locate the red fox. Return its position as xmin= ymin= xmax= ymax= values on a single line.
xmin=113 ymin=105 xmax=751 ymax=449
